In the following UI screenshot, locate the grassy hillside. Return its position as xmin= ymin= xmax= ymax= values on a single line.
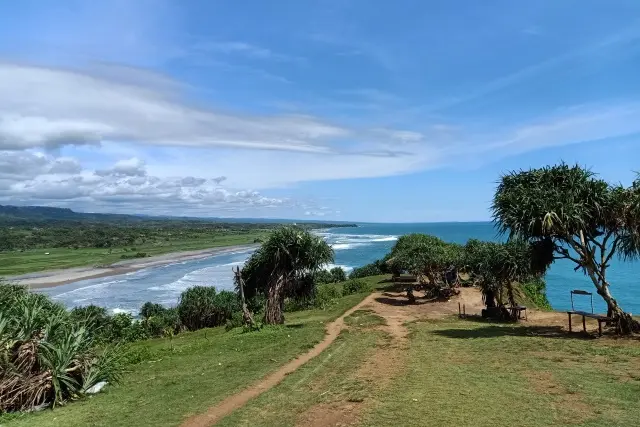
xmin=1 ymin=276 xmax=384 ymax=427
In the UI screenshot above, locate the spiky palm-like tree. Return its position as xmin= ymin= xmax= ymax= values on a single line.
xmin=241 ymin=227 xmax=334 ymax=325
xmin=492 ymin=163 xmax=640 ymax=333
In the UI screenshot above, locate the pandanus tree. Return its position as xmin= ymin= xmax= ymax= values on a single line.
xmin=240 ymin=226 xmax=334 ymax=325
xmin=492 ymin=164 xmax=640 ymax=333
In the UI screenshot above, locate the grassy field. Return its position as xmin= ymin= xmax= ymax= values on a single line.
xmin=211 ymin=314 xmax=640 ymax=427
xmin=0 ymin=231 xmax=267 ymax=276
xmin=1 ymin=276 xmax=384 ymax=427
xmin=366 ymin=319 xmax=640 ymax=427
xmin=4 ymin=278 xmax=640 ymax=427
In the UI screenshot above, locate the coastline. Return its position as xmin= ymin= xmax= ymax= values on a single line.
xmin=6 ymin=244 xmax=258 ymax=289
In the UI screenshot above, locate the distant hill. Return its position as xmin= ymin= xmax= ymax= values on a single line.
xmin=0 ymin=205 xmax=357 ymax=227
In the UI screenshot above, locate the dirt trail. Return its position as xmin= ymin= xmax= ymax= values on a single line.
xmin=295 ymin=287 xmax=484 ymax=427
xmin=183 ymin=287 xmax=486 ymax=427
xmin=181 ymin=293 xmax=379 ymax=427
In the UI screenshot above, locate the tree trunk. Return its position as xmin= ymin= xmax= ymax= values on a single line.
xmin=406 ymin=285 xmax=416 ymax=304
xmin=264 ymin=274 xmax=286 ymax=325
xmin=597 ymin=281 xmax=639 ymax=334
xmin=233 ymin=267 xmax=255 ymax=328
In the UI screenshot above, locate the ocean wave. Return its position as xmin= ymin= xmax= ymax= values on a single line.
xmin=332 ymin=243 xmax=367 ymax=250
xmin=323 ymin=263 xmax=353 ymax=272
xmin=52 ymin=279 xmax=126 ymax=298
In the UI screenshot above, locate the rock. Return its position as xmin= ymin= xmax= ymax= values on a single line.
xmin=86 ymin=381 xmax=108 ymax=394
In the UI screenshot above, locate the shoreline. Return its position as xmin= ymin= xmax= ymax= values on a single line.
xmin=6 ymin=244 xmax=258 ymax=289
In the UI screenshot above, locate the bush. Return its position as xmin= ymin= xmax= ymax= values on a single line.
xmin=120 ymin=252 xmax=148 ymax=260
xmin=349 ymin=262 xmax=383 ymax=279
xmin=0 ymin=283 xmax=124 ymax=413
xmin=520 ymin=278 xmax=552 ymax=310
xmin=140 ymin=302 xmax=166 ymax=319
xmin=177 ymin=287 xmax=239 ymax=331
xmin=314 ymin=284 xmax=341 ymax=309
xmin=342 ymin=279 xmax=370 ymax=296
xmin=141 ymin=308 xmax=181 ymax=337
xmin=225 ymin=311 xmax=244 ymax=331
xmin=314 ymin=269 xmax=334 ymax=284
xmin=69 ymin=305 xmax=112 ymax=342
xmin=330 ymin=267 xmax=347 ymax=283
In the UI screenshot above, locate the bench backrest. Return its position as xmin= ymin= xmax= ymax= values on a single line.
xmin=570 ymin=289 xmax=594 ymax=313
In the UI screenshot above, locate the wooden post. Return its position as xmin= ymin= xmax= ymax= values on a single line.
xmin=458 ymin=302 xmax=461 ymax=318
xmin=598 ymin=320 xmax=603 ymax=337
xmin=568 ymin=313 xmax=572 ymax=332
xmin=582 ymin=315 xmax=587 ymax=333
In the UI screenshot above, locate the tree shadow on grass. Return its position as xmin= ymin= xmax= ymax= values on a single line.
xmin=433 ymin=323 xmax=595 ymax=340
xmin=285 ymin=323 xmax=305 ymax=329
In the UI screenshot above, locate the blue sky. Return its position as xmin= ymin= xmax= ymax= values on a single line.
xmin=1 ymin=1 xmax=639 ymax=222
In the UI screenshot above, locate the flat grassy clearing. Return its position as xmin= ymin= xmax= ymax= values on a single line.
xmin=364 ymin=318 xmax=640 ymax=427
xmin=1 ymin=276 xmax=385 ymax=427
xmin=199 ymin=312 xmax=640 ymax=427
xmin=0 ymin=231 xmax=267 ymax=276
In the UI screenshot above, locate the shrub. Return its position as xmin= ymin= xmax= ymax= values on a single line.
xmin=314 ymin=269 xmax=334 ymax=284
xmin=142 ymin=307 xmax=181 ymax=337
xmin=349 ymin=262 xmax=383 ymax=279
xmin=225 ymin=311 xmax=244 ymax=331
xmin=177 ymin=287 xmax=240 ymax=331
xmin=342 ymin=279 xmax=370 ymax=296
xmin=330 ymin=267 xmax=347 ymax=283
xmin=140 ymin=302 xmax=166 ymax=319
xmin=314 ymin=284 xmax=341 ymax=309
xmin=0 ymin=284 xmax=124 ymax=413
xmin=520 ymin=278 xmax=552 ymax=310
xmin=69 ymin=305 xmax=112 ymax=342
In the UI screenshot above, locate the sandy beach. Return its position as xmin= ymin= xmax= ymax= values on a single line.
xmin=6 ymin=244 xmax=258 ymax=289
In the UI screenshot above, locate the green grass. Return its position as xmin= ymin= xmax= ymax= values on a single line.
xmin=363 ymin=318 xmax=640 ymax=427
xmin=344 ymin=309 xmax=387 ymax=328
xmin=0 ymin=232 xmax=267 ymax=276
xmin=1 ymin=277 xmax=384 ymax=427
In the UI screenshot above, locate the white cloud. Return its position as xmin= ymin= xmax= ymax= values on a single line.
xmin=0 ymin=152 xmax=295 ymax=215
xmin=0 ymin=62 xmax=348 ymax=153
xmin=96 ymin=157 xmax=147 ymax=177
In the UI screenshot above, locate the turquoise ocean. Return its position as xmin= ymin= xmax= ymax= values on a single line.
xmin=42 ymin=222 xmax=639 ymax=316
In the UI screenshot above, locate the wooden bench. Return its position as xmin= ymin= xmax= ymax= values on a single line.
xmin=567 ymin=311 xmax=612 ymax=336
xmin=508 ymin=305 xmax=527 ymax=320
xmin=393 ymin=275 xmax=417 ymax=283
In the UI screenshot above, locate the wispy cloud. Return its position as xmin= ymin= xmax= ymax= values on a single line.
xmin=192 ymin=41 xmax=305 ymax=63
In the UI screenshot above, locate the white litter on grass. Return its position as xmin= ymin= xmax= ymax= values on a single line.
xmin=86 ymin=381 xmax=107 ymax=394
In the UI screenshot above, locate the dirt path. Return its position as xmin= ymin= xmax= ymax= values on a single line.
xmin=181 ymin=293 xmax=379 ymax=427
xmin=295 ymin=287 xmax=485 ymax=427
xmin=183 ymin=287 xmax=486 ymax=427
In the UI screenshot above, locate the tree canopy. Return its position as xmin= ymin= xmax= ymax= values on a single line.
xmin=492 ymin=163 xmax=640 ymax=333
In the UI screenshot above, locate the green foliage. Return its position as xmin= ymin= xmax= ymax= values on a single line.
xmin=314 ymin=269 xmax=334 ymax=284
xmin=241 ymin=226 xmax=334 ymax=324
xmin=520 ymin=278 xmax=552 ymax=310
xmin=139 ymin=302 xmax=165 ymax=320
xmin=492 ymin=163 xmax=640 ymax=331
xmin=0 ymin=283 xmax=124 ymax=413
xmin=177 ymin=287 xmax=239 ymax=331
xmin=349 ymin=262 xmax=383 ymax=279
xmin=329 ymin=267 xmax=347 ymax=283
xmin=119 ymin=252 xmax=148 ymax=260
xmin=313 ymin=284 xmax=341 ymax=309
xmin=314 ymin=267 xmax=347 ymax=284
xmin=342 ymin=279 xmax=370 ymax=296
